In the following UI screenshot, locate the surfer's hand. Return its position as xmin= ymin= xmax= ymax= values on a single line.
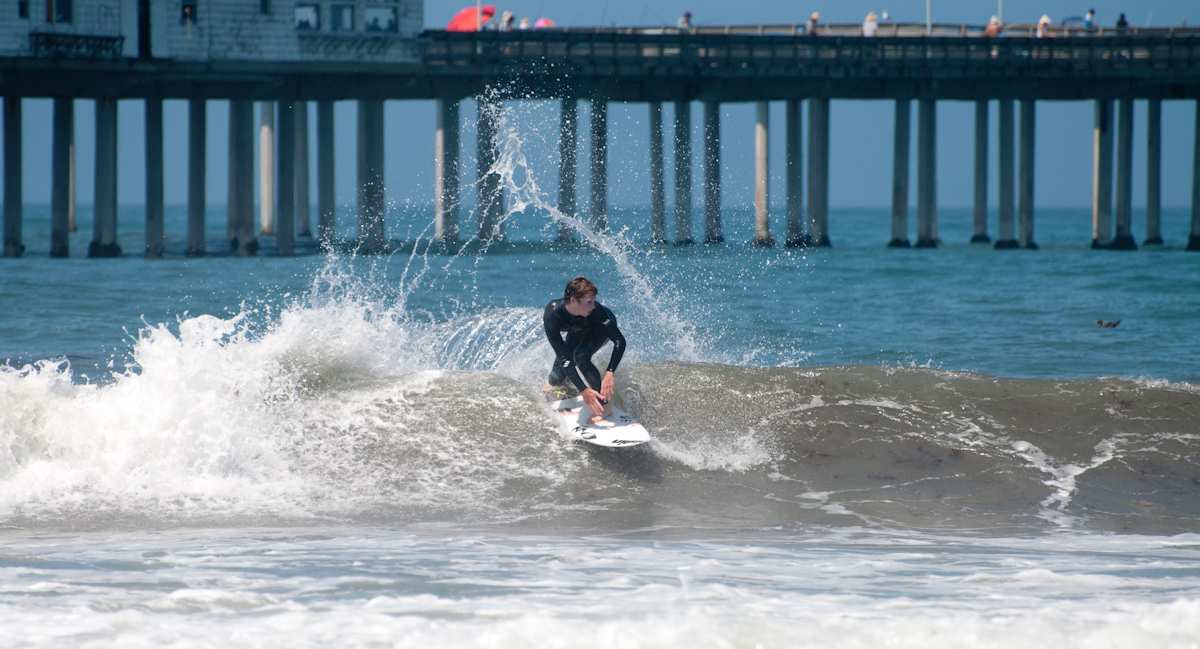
xmin=600 ymin=371 xmax=615 ymax=402
xmin=581 ymin=388 xmax=605 ymax=418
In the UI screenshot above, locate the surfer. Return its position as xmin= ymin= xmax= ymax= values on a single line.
xmin=543 ymin=276 xmax=626 ymax=423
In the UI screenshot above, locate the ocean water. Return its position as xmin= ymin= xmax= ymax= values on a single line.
xmin=2 ymin=106 xmax=1200 ymax=648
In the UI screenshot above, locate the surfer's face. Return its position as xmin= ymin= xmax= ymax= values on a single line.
xmin=565 ymin=294 xmax=596 ymax=317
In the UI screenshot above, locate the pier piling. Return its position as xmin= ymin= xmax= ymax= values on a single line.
xmin=1113 ymin=97 xmax=1137 ymax=250
xmin=972 ymin=100 xmax=990 ymax=244
xmin=674 ymin=100 xmax=694 ymax=245
xmin=357 ymin=99 xmax=386 ymax=251
xmin=475 ymin=97 xmax=502 ymax=242
xmin=648 ymin=102 xmax=665 ymax=244
xmin=3 ymin=96 xmax=22 ymax=257
xmin=590 ymin=99 xmax=608 ymax=232
xmin=230 ymin=100 xmax=258 ymax=255
xmin=89 ymin=98 xmax=120 ymax=258
xmin=145 ymin=97 xmax=164 ymax=258
xmin=258 ymin=102 xmax=275 ymax=235
xmin=186 ymin=98 xmax=206 ymax=256
xmin=996 ymin=100 xmax=1018 ymax=249
xmin=1190 ymin=100 xmax=1200 ymax=251
xmin=704 ymin=100 xmax=723 ymax=244
xmin=276 ymin=100 xmax=296 ymax=256
xmin=785 ymin=98 xmax=805 ymax=247
xmin=1019 ymin=99 xmax=1038 ymax=249
xmin=807 ymin=97 xmax=831 ymax=247
xmin=51 ymin=98 xmax=71 ymax=257
xmin=753 ymin=101 xmax=773 ymax=247
xmin=889 ymin=99 xmax=911 ymax=248
xmin=1092 ymin=99 xmax=1114 ymax=248
xmin=295 ymin=101 xmax=311 ymax=238
xmin=317 ymin=101 xmax=336 ymax=246
xmin=915 ymin=99 xmax=937 ymax=248
xmin=1145 ymin=99 xmax=1162 ymax=246
xmin=558 ymin=99 xmax=577 ymax=241
xmin=434 ymin=98 xmax=460 ymax=243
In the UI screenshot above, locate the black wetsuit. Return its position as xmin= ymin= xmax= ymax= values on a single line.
xmin=543 ymin=299 xmax=626 ymax=393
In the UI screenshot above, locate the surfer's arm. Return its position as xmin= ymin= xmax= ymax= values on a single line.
xmin=603 ymin=313 xmax=626 ymax=373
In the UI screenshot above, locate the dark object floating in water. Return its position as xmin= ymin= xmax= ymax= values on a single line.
xmin=1097 ymin=319 xmax=1121 ymax=329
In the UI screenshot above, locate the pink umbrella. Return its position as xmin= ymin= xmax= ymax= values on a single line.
xmin=446 ymin=4 xmax=495 ymax=31
xmin=533 ymin=17 xmax=556 ymax=28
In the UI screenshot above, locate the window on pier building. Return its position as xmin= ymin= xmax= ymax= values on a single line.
xmin=18 ymin=0 xmax=29 ymax=19
xmin=294 ymin=4 xmax=319 ymax=31
xmin=180 ymin=0 xmax=197 ymax=24
xmin=364 ymin=7 xmax=397 ymax=33
xmin=331 ymin=4 xmax=354 ymax=32
xmin=44 ymin=0 xmax=71 ymax=23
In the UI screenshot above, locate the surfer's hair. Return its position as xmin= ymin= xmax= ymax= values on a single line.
xmin=564 ymin=276 xmax=598 ymax=302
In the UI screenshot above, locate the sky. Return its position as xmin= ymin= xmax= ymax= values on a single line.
xmin=5 ymin=0 xmax=1199 ymax=212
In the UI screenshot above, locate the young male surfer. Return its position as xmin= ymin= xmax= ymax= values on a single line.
xmin=543 ymin=276 xmax=626 ymax=423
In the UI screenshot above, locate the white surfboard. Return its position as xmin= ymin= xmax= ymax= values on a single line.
xmin=547 ymin=395 xmax=651 ymax=448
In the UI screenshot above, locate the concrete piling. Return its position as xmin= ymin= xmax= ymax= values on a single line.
xmin=649 ymin=101 xmax=666 ymax=244
xmin=995 ymin=99 xmax=1018 ymax=249
xmin=186 ymin=98 xmax=206 ymax=256
xmin=674 ymin=100 xmax=694 ymax=245
xmin=972 ymin=99 xmax=990 ymax=243
xmin=889 ymin=99 xmax=911 ymax=248
xmin=1112 ymin=97 xmax=1136 ymax=250
xmin=590 ymin=98 xmax=608 ymax=232
xmin=3 ymin=96 xmax=22 ymax=257
xmin=475 ymin=97 xmax=502 ymax=241
xmin=51 ymin=98 xmax=71 ymax=257
xmin=317 ymin=100 xmax=336 ymax=246
xmin=704 ymin=100 xmax=723 ymax=244
xmin=915 ymin=98 xmax=937 ymax=248
xmin=558 ymin=99 xmax=578 ymax=241
xmin=785 ymin=98 xmax=805 ymax=247
xmin=89 ymin=97 xmax=121 ymax=257
xmin=1019 ymin=99 xmax=1038 ymax=249
xmin=434 ymin=98 xmax=460 ymax=243
xmin=1145 ymin=98 xmax=1162 ymax=246
xmin=753 ymin=101 xmax=773 ymax=246
xmin=276 ymin=100 xmax=296 ymax=256
xmin=807 ymin=97 xmax=830 ymax=247
xmin=295 ymin=101 xmax=311 ymax=238
xmin=1190 ymin=100 xmax=1200 ymax=251
xmin=229 ymin=100 xmax=258 ymax=255
xmin=357 ymin=99 xmax=386 ymax=251
xmin=1092 ymin=99 xmax=1114 ymax=249
xmin=145 ymin=97 xmax=164 ymax=257
xmin=258 ymin=102 xmax=275 ymax=235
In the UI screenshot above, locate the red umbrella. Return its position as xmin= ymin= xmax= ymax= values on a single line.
xmin=446 ymin=4 xmax=495 ymax=31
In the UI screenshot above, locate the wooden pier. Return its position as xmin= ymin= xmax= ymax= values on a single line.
xmin=2 ymin=21 xmax=1200 ymax=256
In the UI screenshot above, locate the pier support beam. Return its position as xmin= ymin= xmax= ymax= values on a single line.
xmin=590 ymin=98 xmax=608 ymax=232
xmin=276 ymin=101 xmax=296 ymax=256
xmin=1092 ymin=99 xmax=1114 ymax=249
xmin=674 ymin=100 xmax=694 ymax=245
xmin=916 ymin=99 xmax=938 ymax=248
xmin=1112 ymin=98 xmax=1137 ymax=250
xmin=753 ymin=101 xmax=773 ymax=246
xmin=996 ymin=100 xmax=1018 ymax=249
xmin=357 ymin=99 xmax=386 ymax=251
xmin=229 ymin=100 xmax=257 ymax=255
xmin=1191 ymin=100 xmax=1200 ymax=251
xmin=67 ymin=105 xmax=75 ymax=233
xmin=317 ymin=100 xmax=335 ymax=246
xmin=972 ymin=100 xmax=990 ymax=243
xmin=889 ymin=99 xmax=911 ymax=248
xmin=51 ymin=98 xmax=71 ymax=257
xmin=1019 ymin=99 xmax=1038 ymax=249
xmin=258 ymin=102 xmax=275 ymax=235
xmin=145 ymin=97 xmax=164 ymax=257
xmin=90 ymin=98 xmax=120 ymax=257
xmin=187 ymin=98 xmax=206 ymax=256
xmin=295 ymin=101 xmax=311 ymax=238
xmin=785 ymin=98 xmax=805 ymax=247
xmin=807 ymin=97 xmax=831 ymax=247
xmin=3 ymin=97 xmax=23 ymax=257
xmin=434 ymin=98 xmax=460 ymax=243
xmin=704 ymin=100 xmax=723 ymax=244
xmin=558 ymin=99 xmax=577 ymax=241
xmin=476 ymin=97 xmax=502 ymax=242
xmin=1145 ymin=99 xmax=1162 ymax=246
xmin=649 ymin=102 xmax=666 ymax=243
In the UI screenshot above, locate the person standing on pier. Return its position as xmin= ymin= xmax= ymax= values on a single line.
xmin=677 ymin=11 xmax=694 ymax=32
xmin=1084 ymin=8 xmax=1096 ymax=30
xmin=805 ymin=11 xmax=821 ymax=36
xmin=543 ymin=277 xmax=627 ymax=423
xmin=862 ymin=12 xmax=879 ymax=37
